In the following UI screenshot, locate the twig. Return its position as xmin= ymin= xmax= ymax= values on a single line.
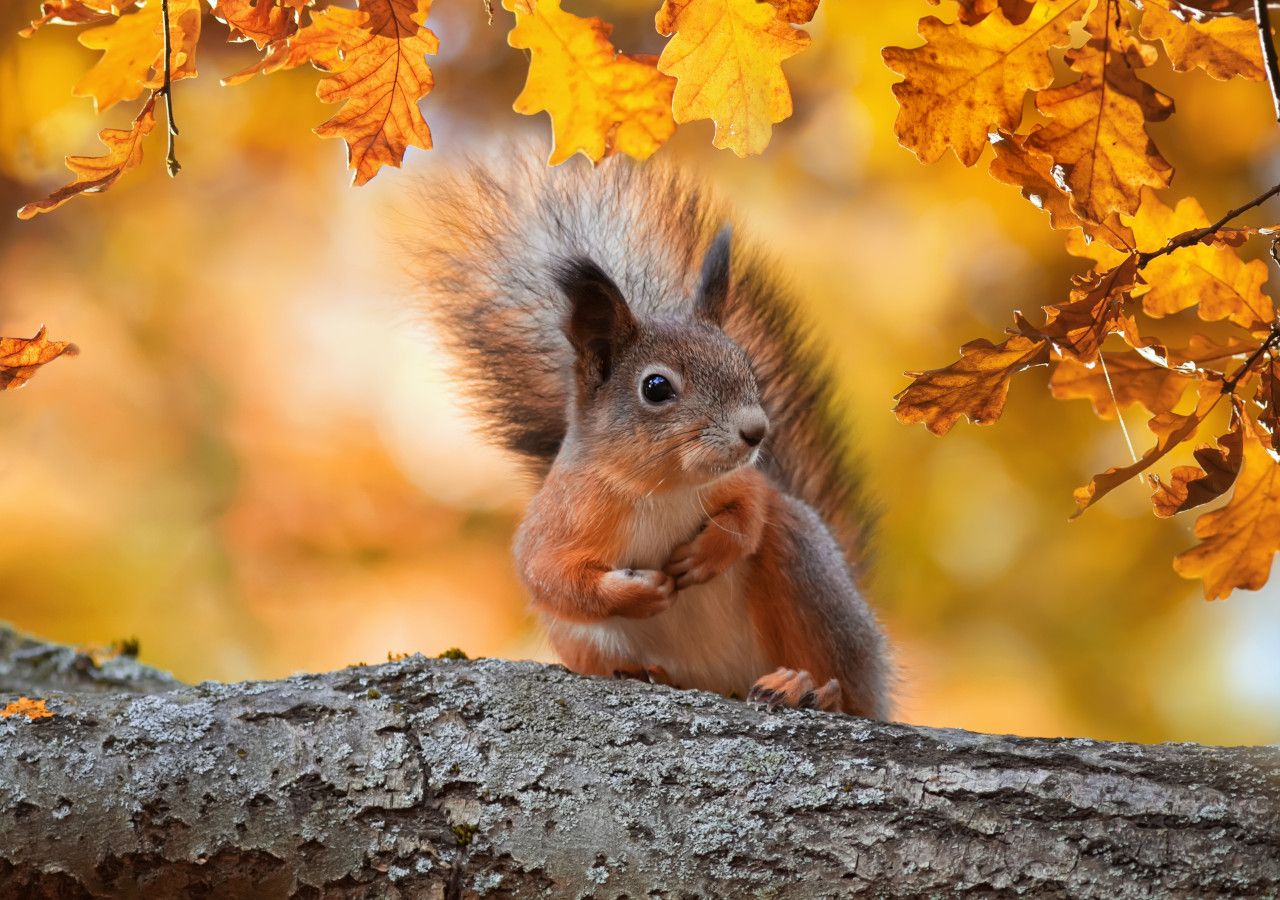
xmin=1257 ymin=0 xmax=1280 ymax=122
xmin=160 ymin=0 xmax=180 ymax=177
xmin=1223 ymin=325 xmax=1280 ymax=395
xmin=1137 ymin=180 xmax=1280 ymax=268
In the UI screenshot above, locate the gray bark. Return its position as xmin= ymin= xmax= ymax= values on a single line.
xmin=0 ymin=624 xmax=1276 ymax=899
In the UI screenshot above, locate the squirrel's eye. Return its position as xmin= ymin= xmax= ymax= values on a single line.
xmin=641 ymin=373 xmax=676 ymax=404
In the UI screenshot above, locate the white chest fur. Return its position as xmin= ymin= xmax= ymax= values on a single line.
xmin=546 ymin=486 xmax=771 ymax=696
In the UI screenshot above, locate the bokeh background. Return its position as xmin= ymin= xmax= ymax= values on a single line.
xmin=2 ymin=1 xmax=1278 ymax=745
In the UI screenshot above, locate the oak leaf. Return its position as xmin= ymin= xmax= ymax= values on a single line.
xmin=882 ymin=0 xmax=1089 ymax=166
xmin=656 ymin=0 xmax=810 ymax=157
xmin=893 ymin=334 xmax=1050 ymax=435
xmin=17 ymin=95 xmax=156 ymax=220
xmin=211 ymin=0 xmax=298 ymax=49
xmin=506 ymin=0 xmax=675 ymax=165
xmin=1151 ymin=410 xmax=1245 ymax=517
xmin=1028 ymin=254 xmax=1140 ymax=364
xmin=0 ymin=327 xmax=79 ymax=390
xmin=1257 ymin=358 xmax=1280 ymax=445
xmin=20 ymin=0 xmax=134 ymax=37
xmin=1068 ymin=191 xmax=1274 ymax=330
xmin=988 ymin=131 xmax=1135 ymax=250
xmin=313 ymin=0 xmax=439 ymax=186
xmin=925 ymin=0 xmax=1035 ymax=26
xmin=73 ymin=0 xmax=201 ymax=112
xmin=0 ymin=697 xmax=54 ymax=719
xmin=1139 ymin=0 xmax=1265 ymax=81
xmin=1026 ymin=2 xmax=1174 ymax=223
xmin=221 ymin=5 xmax=363 ymax=86
xmin=767 ymin=0 xmax=820 ymax=25
xmin=1071 ymin=379 xmax=1223 ymax=515
xmin=1050 ymin=350 xmax=1193 ymax=418
xmin=1174 ymin=412 xmax=1280 ymax=599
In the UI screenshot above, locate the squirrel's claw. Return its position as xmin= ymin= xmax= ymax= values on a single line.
xmin=749 ymin=668 xmax=842 ymax=713
xmin=612 ymin=665 xmax=677 ymax=687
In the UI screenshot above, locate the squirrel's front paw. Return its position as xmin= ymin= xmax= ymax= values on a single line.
xmin=749 ymin=668 xmax=842 ymax=712
xmin=602 ymin=568 xmax=676 ymax=618
xmin=664 ymin=526 xmax=742 ymax=589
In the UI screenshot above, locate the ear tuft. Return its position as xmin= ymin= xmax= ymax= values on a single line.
xmin=695 ymin=225 xmax=733 ymax=323
xmin=556 ymin=258 xmax=637 ymax=388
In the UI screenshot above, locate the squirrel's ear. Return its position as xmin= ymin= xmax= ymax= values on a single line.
xmin=557 ymin=259 xmax=638 ymax=388
xmin=695 ymin=225 xmax=732 ymax=323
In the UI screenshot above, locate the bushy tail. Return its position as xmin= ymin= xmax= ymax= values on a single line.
xmin=412 ymin=151 xmax=874 ymax=565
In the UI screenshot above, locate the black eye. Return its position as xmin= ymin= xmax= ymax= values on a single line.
xmin=641 ymin=373 xmax=676 ymax=404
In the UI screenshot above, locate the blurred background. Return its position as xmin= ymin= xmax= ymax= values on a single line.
xmin=1 ymin=1 xmax=1277 ymax=745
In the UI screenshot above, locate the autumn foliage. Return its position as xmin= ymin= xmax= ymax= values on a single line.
xmin=887 ymin=0 xmax=1280 ymax=599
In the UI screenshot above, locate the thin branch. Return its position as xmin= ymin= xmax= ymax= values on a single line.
xmin=1257 ymin=0 xmax=1280 ymax=122
xmin=1136 ymin=180 xmax=1280 ymax=268
xmin=1223 ymin=325 xmax=1280 ymax=395
xmin=160 ymin=0 xmax=180 ymax=177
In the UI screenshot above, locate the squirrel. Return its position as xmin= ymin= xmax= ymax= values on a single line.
xmin=416 ymin=152 xmax=891 ymax=718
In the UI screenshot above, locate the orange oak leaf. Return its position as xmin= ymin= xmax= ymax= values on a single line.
xmin=506 ymin=0 xmax=675 ymax=165
xmin=767 ymin=0 xmax=820 ymax=25
xmin=1256 ymin=357 xmax=1280 ymax=445
xmin=893 ymin=334 xmax=1051 ymax=436
xmin=1174 ymin=412 xmax=1280 ymax=599
xmin=1050 ymin=350 xmax=1193 ymax=418
xmin=926 ymin=0 xmax=1036 ymax=25
xmin=211 ymin=0 xmax=299 ymax=49
xmin=988 ymin=132 xmax=1135 ymax=250
xmin=882 ymin=0 xmax=1089 ymax=166
xmin=656 ymin=0 xmax=810 ymax=157
xmin=17 ymin=94 xmax=156 ymax=220
xmin=1139 ymin=0 xmax=1265 ymax=80
xmin=0 ymin=327 xmax=79 ymax=390
xmin=1151 ymin=408 xmax=1245 ymax=517
xmin=1026 ymin=2 xmax=1174 ymax=224
xmin=19 ymin=0 xmax=135 ymax=37
xmin=73 ymin=0 xmax=201 ymax=112
xmin=1071 ymin=378 xmax=1223 ymax=516
xmin=1029 ymin=254 xmax=1140 ymax=364
xmin=220 ymin=5 xmax=362 ymax=86
xmin=1068 ymin=191 xmax=1274 ymax=330
xmin=313 ymin=0 xmax=438 ymax=186
xmin=0 ymin=697 xmax=54 ymax=719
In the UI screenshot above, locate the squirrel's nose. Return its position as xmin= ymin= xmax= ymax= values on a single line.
xmin=737 ymin=408 xmax=769 ymax=448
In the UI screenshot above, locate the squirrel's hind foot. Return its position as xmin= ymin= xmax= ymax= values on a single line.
xmin=749 ymin=668 xmax=841 ymax=712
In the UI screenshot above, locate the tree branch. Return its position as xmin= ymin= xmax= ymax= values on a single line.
xmin=1137 ymin=180 xmax=1280 ymax=268
xmin=1 ymin=624 xmax=1277 ymax=898
xmin=160 ymin=0 xmax=180 ymax=177
xmin=1257 ymin=0 xmax=1280 ymax=122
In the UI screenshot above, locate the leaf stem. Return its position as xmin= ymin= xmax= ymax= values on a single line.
xmin=160 ymin=0 xmax=180 ymax=177
xmin=1256 ymin=0 xmax=1280 ymax=122
xmin=1137 ymin=180 xmax=1280 ymax=268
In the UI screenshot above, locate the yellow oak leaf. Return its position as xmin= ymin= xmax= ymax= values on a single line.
xmin=1068 ymin=190 xmax=1274 ymax=330
xmin=882 ymin=0 xmax=1089 ymax=166
xmin=656 ymin=0 xmax=810 ymax=158
xmin=0 ymin=327 xmax=79 ymax=389
xmin=925 ymin=0 xmax=1035 ymax=25
xmin=893 ymin=335 xmax=1051 ymax=435
xmin=211 ymin=0 xmax=299 ymax=50
xmin=1050 ymin=350 xmax=1193 ymax=419
xmin=1026 ymin=2 xmax=1174 ymax=223
xmin=506 ymin=0 xmax=675 ymax=166
xmin=1174 ymin=412 xmax=1280 ymax=599
xmin=313 ymin=0 xmax=438 ymax=186
xmin=73 ymin=0 xmax=201 ymax=112
xmin=221 ymin=5 xmax=363 ymax=85
xmin=17 ymin=94 xmax=156 ymax=220
xmin=0 ymin=697 xmax=54 ymax=719
xmin=1139 ymin=0 xmax=1265 ymax=81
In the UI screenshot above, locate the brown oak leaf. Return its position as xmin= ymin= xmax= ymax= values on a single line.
xmin=0 ymin=327 xmax=79 ymax=390
xmin=882 ymin=0 xmax=1089 ymax=166
xmin=893 ymin=334 xmax=1051 ymax=435
xmin=313 ymin=0 xmax=438 ymax=186
xmin=925 ymin=0 xmax=1035 ymax=26
xmin=1151 ymin=407 xmax=1246 ymax=517
xmin=19 ymin=0 xmax=135 ymax=37
xmin=1050 ymin=350 xmax=1193 ymax=418
xmin=1027 ymin=254 xmax=1141 ymax=364
xmin=17 ymin=94 xmax=156 ymax=220
xmin=1026 ymin=1 xmax=1174 ymax=224
xmin=220 ymin=5 xmax=363 ymax=86
xmin=1174 ymin=412 xmax=1280 ymax=599
xmin=211 ymin=0 xmax=299 ymax=49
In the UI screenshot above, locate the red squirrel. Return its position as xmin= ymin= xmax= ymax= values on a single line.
xmin=417 ymin=154 xmax=891 ymax=717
